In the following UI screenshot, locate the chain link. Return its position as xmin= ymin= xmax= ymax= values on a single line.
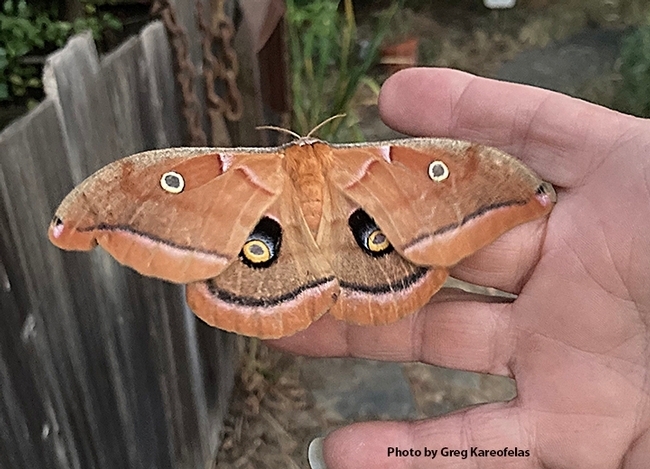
xmin=151 ymin=0 xmax=243 ymax=147
xmin=197 ymin=0 xmax=243 ymax=122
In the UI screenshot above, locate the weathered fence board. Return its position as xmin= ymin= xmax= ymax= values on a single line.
xmin=140 ymin=22 xmax=183 ymax=149
xmin=0 ymin=11 xmax=237 ymax=469
xmin=102 ymin=35 xmax=149 ymax=156
xmin=1 ymin=99 xmax=96 ymax=469
xmin=44 ymin=34 xmax=121 ymax=183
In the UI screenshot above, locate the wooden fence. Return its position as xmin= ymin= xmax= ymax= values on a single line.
xmin=0 ymin=2 xmax=272 ymax=465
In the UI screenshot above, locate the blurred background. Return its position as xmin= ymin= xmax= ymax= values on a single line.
xmin=3 ymin=0 xmax=650 ymax=135
xmin=1 ymin=1 xmax=648 ymax=468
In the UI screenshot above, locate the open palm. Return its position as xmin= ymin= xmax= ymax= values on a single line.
xmin=271 ymin=68 xmax=650 ymax=469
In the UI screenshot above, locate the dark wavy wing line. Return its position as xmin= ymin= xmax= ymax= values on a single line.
xmin=404 ymin=198 xmax=529 ymax=250
xmin=78 ymin=223 xmax=229 ymax=259
xmin=339 ymin=267 xmax=429 ymax=295
xmin=206 ymin=276 xmax=337 ymax=307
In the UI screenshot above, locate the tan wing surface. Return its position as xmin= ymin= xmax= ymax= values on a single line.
xmin=48 ymin=148 xmax=284 ymax=283
xmin=186 ymin=180 xmax=338 ymax=338
xmin=328 ymin=140 xmax=555 ymax=267
xmin=319 ymin=183 xmax=447 ymax=325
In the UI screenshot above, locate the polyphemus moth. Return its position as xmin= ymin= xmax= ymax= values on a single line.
xmin=48 ymin=137 xmax=555 ymax=338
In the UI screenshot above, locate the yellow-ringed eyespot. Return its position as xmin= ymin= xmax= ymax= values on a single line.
xmin=239 ymin=217 xmax=282 ymax=268
xmin=242 ymin=239 xmax=271 ymax=263
xmin=160 ymin=171 xmax=185 ymax=193
xmin=428 ymin=160 xmax=449 ymax=182
xmin=367 ymin=229 xmax=390 ymax=252
xmin=348 ymin=209 xmax=393 ymax=257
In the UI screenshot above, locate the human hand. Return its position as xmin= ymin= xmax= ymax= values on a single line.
xmin=270 ymin=68 xmax=650 ymax=468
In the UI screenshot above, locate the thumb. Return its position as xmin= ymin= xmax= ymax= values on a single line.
xmin=309 ymin=403 xmax=535 ymax=469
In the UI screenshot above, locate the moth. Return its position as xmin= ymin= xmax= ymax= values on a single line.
xmin=48 ymin=137 xmax=555 ymax=338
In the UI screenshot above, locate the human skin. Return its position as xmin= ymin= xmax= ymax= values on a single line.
xmin=269 ymin=68 xmax=650 ymax=468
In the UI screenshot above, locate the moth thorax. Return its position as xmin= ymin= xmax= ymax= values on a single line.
xmin=284 ymin=144 xmax=331 ymax=236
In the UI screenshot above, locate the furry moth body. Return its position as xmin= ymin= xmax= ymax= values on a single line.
xmin=49 ymin=138 xmax=555 ymax=338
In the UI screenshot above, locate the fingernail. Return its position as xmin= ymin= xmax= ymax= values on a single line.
xmin=308 ymin=436 xmax=328 ymax=469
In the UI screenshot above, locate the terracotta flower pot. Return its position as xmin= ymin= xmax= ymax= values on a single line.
xmin=380 ymin=37 xmax=419 ymax=75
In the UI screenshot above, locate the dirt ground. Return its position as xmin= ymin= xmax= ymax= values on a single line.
xmin=213 ymin=2 xmax=649 ymax=468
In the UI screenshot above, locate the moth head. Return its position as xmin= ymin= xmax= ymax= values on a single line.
xmin=160 ymin=171 xmax=185 ymax=193
xmin=428 ymin=160 xmax=449 ymax=182
xmin=348 ymin=209 xmax=393 ymax=257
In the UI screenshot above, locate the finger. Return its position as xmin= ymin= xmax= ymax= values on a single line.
xmin=379 ymin=68 xmax=559 ymax=292
xmin=378 ymin=67 xmax=638 ymax=188
xmin=316 ymin=403 xmax=534 ymax=469
xmin=449 ymin=216 xmax=548 ymax=293
xmin=269 ymin=299 xmax=515 ymax=376
xmin=623 ymin=431 xmax=650 ymax=468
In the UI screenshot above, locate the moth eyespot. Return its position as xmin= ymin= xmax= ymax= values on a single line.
xmin=367 ymin=229 xmax=390 ymax=252
xmin=239 ymin=217 xmax=282 ymax=268
xmin=428 ymin=161 xmax=449 ymax=182
xmin=348 ymin=209 xmax=394 ymax=258
xmin=242 ymin=240 xmax=271 ymax=263
xmin=160 ymin=171 xmax=185 ymax=193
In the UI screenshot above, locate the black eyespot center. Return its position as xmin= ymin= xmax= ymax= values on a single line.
xmin=239 ymin=217 xmax=282 ymax=268
xmin=370 ymin=231 xmax=386 ymax=244
xmin=431 ymin=164 xmax=445 ymax=177
xmin=348 ymin=209 xmax=393 ymax=258
xmin=165 ymin=174 xmax=181 ymax=188
xmin=248 ymin=243 xmax=265 ymax=256
xmin=428 ymin=160 xmax=450 ymax=181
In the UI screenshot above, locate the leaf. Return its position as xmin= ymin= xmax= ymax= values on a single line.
xmin=9 ymin=74 xmax=23 ymax=86
xmin=287 ymin=0 xmax=401 ymax=141
xmin=0 ymin=47 xmax=7 ymax=70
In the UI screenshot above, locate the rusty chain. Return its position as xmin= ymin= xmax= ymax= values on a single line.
xmin=197 ymin=0 xmax=243 ymax=122
xmin=151 ymin=0 xmax=207 ymax=146
xmin=151 ymin=0 xmax=243 ymax=147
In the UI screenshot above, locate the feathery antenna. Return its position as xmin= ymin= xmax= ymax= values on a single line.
xmin=255 ymin=125 xmax=302 ymax=139
xmin=256 ymin=114 xmax=346 ymax=140
xmin=307 ymin=114 xmax=346 ymax=138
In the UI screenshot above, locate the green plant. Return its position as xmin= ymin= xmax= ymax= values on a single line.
xmin=286 ymin=0 xmax=397 ymax=141
xmin=0 ymin=0 xmax=121 ymax=101
xmin=616 ymin=19 xmax=650 ymax=118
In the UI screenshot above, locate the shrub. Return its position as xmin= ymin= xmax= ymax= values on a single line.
xmin=0 ymin=0 xmax=121 ymax=102
xmin=616 ymin=18 xmax=650 ymax=117
xmin=286 ymin=0 xmax=397 ymax=141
